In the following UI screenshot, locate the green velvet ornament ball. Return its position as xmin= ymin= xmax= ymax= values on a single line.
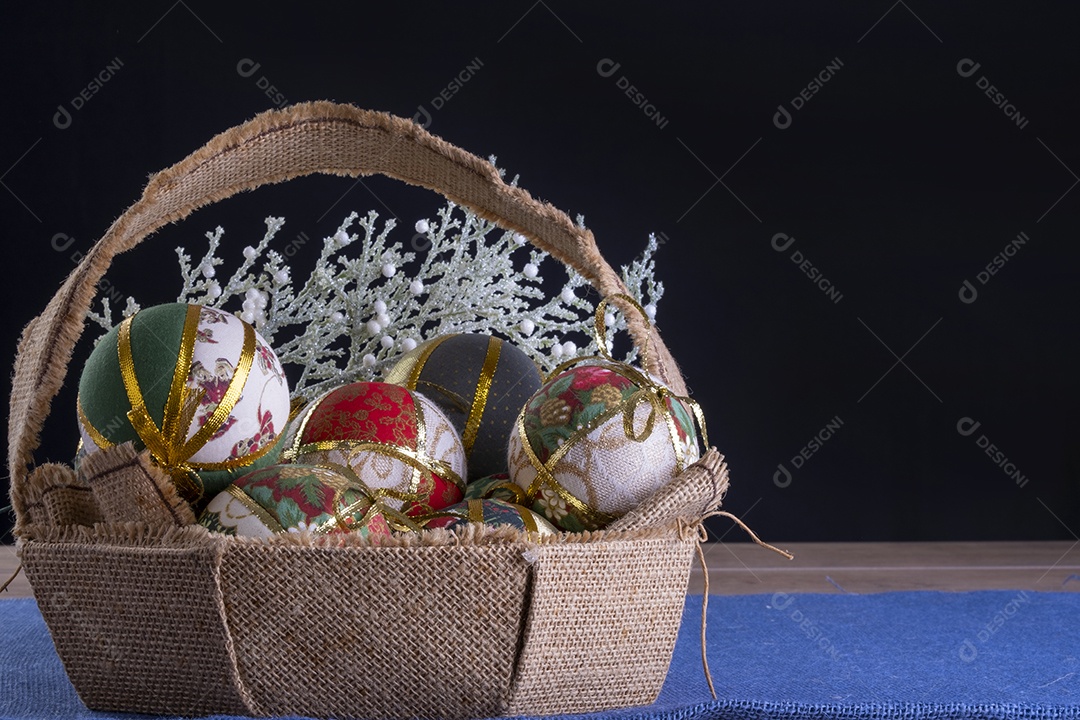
xmin=77 ymin=303 xmax=291 ymax=508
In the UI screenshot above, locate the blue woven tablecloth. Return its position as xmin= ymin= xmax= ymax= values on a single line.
xmin=2 ymin=591 xmax=1078 ymax=720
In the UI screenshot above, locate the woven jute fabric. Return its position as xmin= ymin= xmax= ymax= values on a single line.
xmin=8 ymin=102 xmax=725 ymax=720
xmin=506 ymin=534 xmax=697 ymax=716
xmin=16 ymin=463 xmax=101 ymax=532
xmin=220 ymin=541 xmax=531 ymax=719
xmin=608 ymin=448 xmax=729 ymax=533
xmin=19 ymin=526 xmax=251 ymax=716
xmin=78 ymin=441 xmax=196 ymax=526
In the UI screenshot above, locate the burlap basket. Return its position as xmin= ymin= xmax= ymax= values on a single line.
xmin=7 ymin=102 xmax=731 ymax=719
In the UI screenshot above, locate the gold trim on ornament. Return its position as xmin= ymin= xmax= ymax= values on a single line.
xmin=513 ymin=294 xmax=711 ymax=529
xmin=107 ymin=305 xmax=261 ymax=505
xmin=461 ymin=336 xmax=502 ymax=457
xmin=294 ymin=438 xmax=466 ymax=494
xmin=225 ymin=484 xmax=285 ymax=533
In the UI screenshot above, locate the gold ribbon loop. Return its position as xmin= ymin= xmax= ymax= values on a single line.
xmin=517 ymin=293 xmax=712 ymax=527
xmin=94 ymin=305 xmax=265 ymax=503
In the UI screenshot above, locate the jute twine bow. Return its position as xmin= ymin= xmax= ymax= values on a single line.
xmin=679 ymin=510 xmax=794 ymax=699
xmin=518 ymin=294 xmax=709 ymax=528
xmin=78 ymin=305 xmax=281 ymax=504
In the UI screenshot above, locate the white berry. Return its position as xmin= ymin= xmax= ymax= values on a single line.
xmin=562 ymin=341 xmax=577 ymax=356
xmin=644 ymin=303 xmax=657 ymax=320
xmin=552 ymin=344 xmax=564 ymax=359
xmin=333 ymin=230 xmax=350 ymax=247
xmin=401 ymin=338 xmax=417 ymax=352
xmin=519 ymin=319 xmax=535 ymax=336
xmin=374 ymin=299 xmax=387 ymax=314
xmin=273 ymin=269 xmax=290 ymax=284
xmin=376 ymin=313 xmax=390 ymax=327
xmin=241 ymin=310 xmax=255 ymax=324
xmin=207 ymin=282 xmax=222 ymax=299
xmin=381 ymin=263 xmax=396 ymax=278
xmin=523 ymin=263 xmax=539 ymax=279
xmin=513 ymin=232 xmax=527 ymax=246
xmin=362 ymin=353 xmax=377 ymax=368
xmin=604 ymin=312 xmax=615 ymax=327
xmin=415 ymin=219 xmax=430 ymax=234
xmin=200 ymin=263 xmax=215 ymax=279
xmin=560 ymin=287 xmax=575 ymax=304
xmin=380 ymin=335 xmax=395 ymax=349
xmin=242 ymin=246 xmax=257 ymax=260
xmin=331 ymin=311 xmax=344 ymax=323
xmin=409 ymin=280 xmax=424 ymax=295
xmin=366 ymin=319 xmax=382 ymax=335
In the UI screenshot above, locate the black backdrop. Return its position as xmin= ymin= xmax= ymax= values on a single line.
xmin=2 ymin=2 xmax=1078 ymax=544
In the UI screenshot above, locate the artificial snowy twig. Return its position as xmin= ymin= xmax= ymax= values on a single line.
xmin=89 ymin=198 xmax=664 ymax=401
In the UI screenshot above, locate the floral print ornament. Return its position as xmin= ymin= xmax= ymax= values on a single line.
xmin=285 ymin=381 xmax=467 ymax=519
xmin=508 ymin=294 xmax=707 ymax=532
xmin=77 ymin=303 xmax=291 ymax=508
xmin=197 ymin=463 xmax=392 ymax=538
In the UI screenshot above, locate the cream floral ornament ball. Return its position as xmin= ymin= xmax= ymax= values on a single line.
xmin=509 ymin=363 xmax=700 ymax=532
xmin=77 ymin=303 xmax=291 ymax=508
xmin=286 ymin=381 xmax=467 ymax=519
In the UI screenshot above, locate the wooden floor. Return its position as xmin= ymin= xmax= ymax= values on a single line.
xmin=2 ymin=541 xmax=1078 ymax=599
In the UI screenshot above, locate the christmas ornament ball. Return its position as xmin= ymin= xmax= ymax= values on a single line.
xmin=287 ymin=381 xmax=466 ymax=516
xmin=508 ymin=363 xmax=700 ymax=532
xmin=384 ymin=333 xmax=542 ymax=480
xmin=77 ymin=303 xmax=290 ymax=507
xmin=421 ymin=498 xmax=557 ymax=535
xmin=464 ymin=473 xmax=527 ymax=504
xmin=197 ymin=463 xmax=391 ymax=538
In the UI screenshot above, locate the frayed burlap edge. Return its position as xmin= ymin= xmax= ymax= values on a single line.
xmin=15 ymin=463 xmax=101 ymax=535
xmin=77 ymin=442 xmax=195 ymax=526
xmin=17 ymin=513 xmax=687 ymax=550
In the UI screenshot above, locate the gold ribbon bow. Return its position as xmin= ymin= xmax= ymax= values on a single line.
xmin=516 ymin=293 xmax=710 ymax=528
xmin=282 ymin=382 xmax=466 ymax=524
xmin=78 ymin=305 xmax=279 ymax=504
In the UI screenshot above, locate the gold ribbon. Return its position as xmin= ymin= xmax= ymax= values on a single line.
xmin=292 ymin=438 xmax=465 ymax=495
xmin=283 ymin=383 xmax=467 ymax=517
xmin=387 ymin=333 xmax=502 ymax=463
xmin=411 ymin=496 xmax=547 ymax=535
xmin=461 ymin=336 xmax=501 ymax=457
xmin=517 ymin=293 xmax=710 ymax=529
xmin=308 ymin=461 xmax=421 ymax=535
xmin=79 ymin=305 xmax=275 ymax=504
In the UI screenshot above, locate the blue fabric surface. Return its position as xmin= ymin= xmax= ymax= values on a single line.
xmin=2 ymin=591 xmax=1078 ymax=720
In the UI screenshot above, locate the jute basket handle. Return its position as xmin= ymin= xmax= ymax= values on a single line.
xmin=8 ymin=101 xmax=688 ymax=516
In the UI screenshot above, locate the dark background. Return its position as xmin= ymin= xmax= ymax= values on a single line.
xmin=2 ymin=3 xmax=1078 ymax=544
